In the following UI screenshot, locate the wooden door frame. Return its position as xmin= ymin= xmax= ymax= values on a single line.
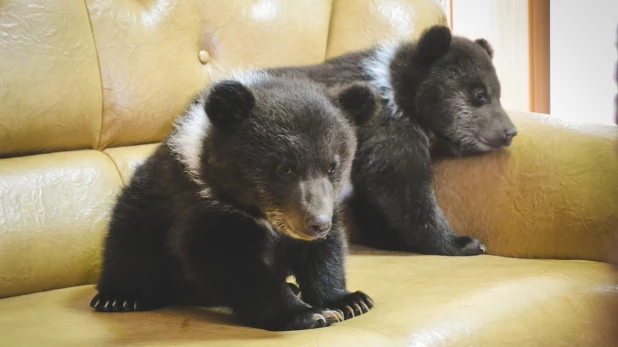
xmin=528 ymin=0 xmax=550 ymax=114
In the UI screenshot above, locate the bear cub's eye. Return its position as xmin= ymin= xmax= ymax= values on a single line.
xmin=328 ymin=162 xmax=337 ymax=175
xmin=472 ymin=90 xmax=490 ymax=106
xmin=277 ymin=163 xmax=295 ymax=176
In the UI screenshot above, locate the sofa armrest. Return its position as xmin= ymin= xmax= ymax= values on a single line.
xmin=434 ymin=110 xmax=618 ymax=262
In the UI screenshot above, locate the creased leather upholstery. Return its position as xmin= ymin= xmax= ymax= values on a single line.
xmin=0 ymin=0 xmax=102 ymax=157
xmin=86 ymin=0 xmax=335 ymax=149
xmin=0 ymin=151 xmax=122 ymax=298
xmin=434 ymin=110 xmax=618 ymax=262
xmin=0 ymin=247 xmax=616 ymax=347
xmin=1 ymin=0 xmax=617 ymax=345
xmin=104 ymin=144 xmax=158 ymax=185
xmin=326 ymin=0 xmax=447 ymax=58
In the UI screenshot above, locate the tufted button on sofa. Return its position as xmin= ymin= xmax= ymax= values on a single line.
xmin=1 ymin=1 xmax=617 ymax=346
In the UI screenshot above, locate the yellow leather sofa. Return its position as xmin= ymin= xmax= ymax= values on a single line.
xmin=1 ymin=1 xmax=617 ymax=346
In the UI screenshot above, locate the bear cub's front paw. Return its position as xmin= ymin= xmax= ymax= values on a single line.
xmin=90 ymin=292 xmax=149 ymax=312
xmin=325 ymin=291 xmax=375 ymax=320
xmin=279 ymin=308 xmax=344 ymax=331
xmin=455 ymin=236 xmax=487 ymax=256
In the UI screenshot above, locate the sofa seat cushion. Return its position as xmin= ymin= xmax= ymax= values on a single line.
xmin=1 ymin=247 xmax=616 ymax=347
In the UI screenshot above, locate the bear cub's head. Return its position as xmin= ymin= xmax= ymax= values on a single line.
xmin=180 ymin=73 xmax=379 ymax=241
xmin=391 ymin=26 xmax=517 ymax=155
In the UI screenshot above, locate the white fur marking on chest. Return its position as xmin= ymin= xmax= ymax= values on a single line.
xmin=361 ymin=42 xmax=401 ymax=118
xmin=168 ymin=101 xmax=210 ymax=186
xmin=168 ymin=111 xmax=212 ymax=198
xmin=168 ymin=70 xmax=271 ymax=193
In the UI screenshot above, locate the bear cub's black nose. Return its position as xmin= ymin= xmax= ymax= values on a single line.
xmin=505 ymin=128 xmax=518 ymax=138
xmin=503 ymin=128 xmax=518 ymax=146
xmin=306 ymin=214 xmax=331 ymax=235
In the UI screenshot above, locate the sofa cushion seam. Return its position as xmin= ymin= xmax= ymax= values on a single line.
xmin=82 ymin=0 xmax=105 ymax=151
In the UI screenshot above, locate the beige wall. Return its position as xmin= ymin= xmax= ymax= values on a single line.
xmin=447 ymin=0 xmax=531 ymax=112
xmin=550 ymin=0 xmax=618 ymax=125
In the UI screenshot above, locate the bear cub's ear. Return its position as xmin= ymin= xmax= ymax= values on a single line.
xmin=474 ymin=38 xmax=494 ymax=60
xmin=332 ymin=82 xmax=381 ymax=126
xmin=416 ymin=25 xmax=452 ymax=65
xmin=205 ymin=80 xmax=256 ymax=129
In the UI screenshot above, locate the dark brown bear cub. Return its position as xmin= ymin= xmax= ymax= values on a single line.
xmin=269 ymin=26 xmax=516 ymax=256
xmin=90 ymin=72 xmax=378 ymax=331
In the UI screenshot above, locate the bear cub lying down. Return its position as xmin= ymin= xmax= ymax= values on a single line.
xmin=91 ymin=72 xmax=379 ymax=331
xmin=270 ymin=26 xmax=517 ymax=256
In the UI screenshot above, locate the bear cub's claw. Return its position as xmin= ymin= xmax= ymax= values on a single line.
xmin=282 ymin=308 xmax=343 ymax=330
xmin=326 ymin=291 xmax=375 ymax=320
xmin=455 ymin=236 xmax=487 ymax=256
xmin=90 ymin=292 xmax=149 ymax=312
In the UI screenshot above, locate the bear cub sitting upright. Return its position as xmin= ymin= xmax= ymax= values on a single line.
xmin=90 ymin=72 xmax=378 ymax=331
xmin=269 ymin=26 xmax=517 ymax=256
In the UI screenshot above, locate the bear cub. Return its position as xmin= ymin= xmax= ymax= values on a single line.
xmin=269 ymin=26 xmax=516 ymax=256
xmin=90 ymin=72 xmax=379 ymax=331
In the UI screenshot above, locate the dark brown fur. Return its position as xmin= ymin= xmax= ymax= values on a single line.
xmin=90 ymin=74 xmax=378 ymax=331
xmin=268 ymin=26 xmax=516 ymax=255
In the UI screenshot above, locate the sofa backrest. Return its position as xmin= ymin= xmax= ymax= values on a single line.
xmin=0 ymin=0 xmax=446 ymax=298
xmin=0 ymin=0 xmax=446 ymax=158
